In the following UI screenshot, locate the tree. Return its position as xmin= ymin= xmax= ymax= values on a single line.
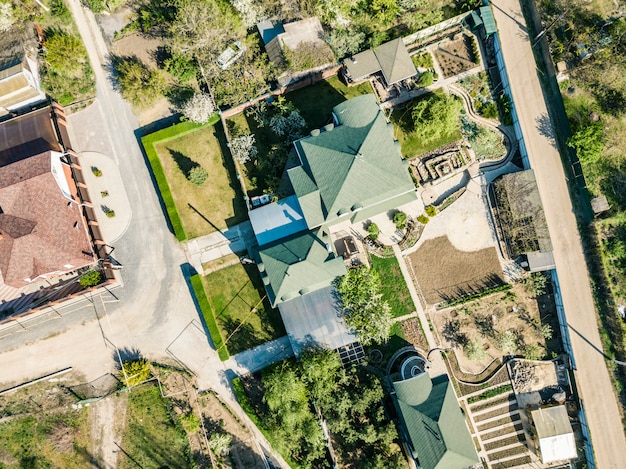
xmin=464 ymin=339 xmax=487 ymax=361
xmin=411 ymin=92 xmax=462 ymax=145
xmin=523 ymin=342 xmax=544 ymax=361
xmin=367 ymin=222 xmax=380 ymax=240
xmin=495 ymin=330 xmax=517 ymax=355
xmin=269 ymin=110 xmax=307 ymax=142
xmin=230 ymin=134 xmax=258 ymax=164
xmin=164 ymin=51 xmax=197 ymax=83
xmin=121 ymin=359 xmax=151 ymax=386
xmin=425 ymin=205 xmax=436 ymax=217
xmin=336 ymin=267 xmax=393 ymax=345
xmin=417 ymin=71 xmax=434 ymax=87
xmin=393 ymin=211 xmax=407 ymax=229
xmin=180 ymin=93 xmax=216 ymax=123
xmin=170 ymin=0 xmax=243 ymax=56
xmin=80 ymin=269 xmax=103 ymax=287
xmin=230 ymin=0 xmax=265 ymax=27
xmin=568 ymin=122 xmax=604 ymax=165
xmin=114 ymin=56 xmax=167 ymax=108
xmin=371 ymin=0 xmax=400 ymax=25
xmin=208 ymin=432 xmax=232 ymax=455
xmin=189 ymin=165 xmax=208 ymax=185
xmin=298 ymin=347 xmax=343 ymax=405
xmin=328 ymin=28 xmax=366 ymax=58
xmin=45 ymin=32 xmax=88 ymax=78
xmin=0 ymin=1 xmax=14 ymax=32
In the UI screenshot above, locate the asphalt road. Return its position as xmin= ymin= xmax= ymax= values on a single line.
xmin=491 ymin=0 xmax=626 ymax=466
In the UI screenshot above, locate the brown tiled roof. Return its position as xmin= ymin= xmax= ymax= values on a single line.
xmin=0 ymin=152 xmax=94 ymax=287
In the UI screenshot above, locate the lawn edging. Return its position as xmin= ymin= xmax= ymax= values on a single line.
xmin=140 ymin=115 xmax=220 ymax=242
xmin=190 ymin=273 xmax=230 ymax=361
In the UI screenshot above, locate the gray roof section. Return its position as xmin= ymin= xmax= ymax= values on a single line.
xmin=249 ymin=195 xmax=308 ymax=246
xmin=256 ymin=20 xmax=285 ymax=45
xmin=343 ymin=39 xmax=417 ymax=86
xmin=278 ymin=285 xmax=356 ymax=356
xmin=374 ymin=38 xmax=417 ymax=86
xmin=344 ymin=50 xmax=380 ymax=81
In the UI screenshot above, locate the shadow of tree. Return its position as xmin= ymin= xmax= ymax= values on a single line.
xmin=535 ymin=113 xmax=556 ymax=145
xmin=221 ymin=317 xmax=260 ymax=354
xmin=168 ymin=148 xmax=200 ymax=179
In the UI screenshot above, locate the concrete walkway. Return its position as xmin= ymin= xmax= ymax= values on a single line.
xmin=391 ymin=244 xmax=446 ymax=376
xmin=226 ymin=336 xmax=294 ymax=375
xmin=184 ymin=221 xmax=256 ymax=274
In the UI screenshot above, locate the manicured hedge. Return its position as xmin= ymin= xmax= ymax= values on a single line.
xmin=190 ymin=273 xmax=229 ymax=361
xmin=140 ymin=115 xmax=219 ymax=242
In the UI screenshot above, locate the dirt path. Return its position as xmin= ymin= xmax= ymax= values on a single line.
xmin=89 ymin=394 xmax=128 ymax=468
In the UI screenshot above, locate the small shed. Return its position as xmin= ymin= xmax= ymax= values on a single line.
xmin=344 ymin=38 xmax=417 ymax=87
xmin=479 ymin=6 xmax=497 ymax=36
xmin=590 ymin=195 xmax=610 ymax=215
xmin=530 ymin=406 xmax=578 ymax=463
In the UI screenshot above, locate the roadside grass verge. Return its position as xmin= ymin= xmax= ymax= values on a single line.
xmin=203 ymin=263 xmax=285 ymax=355
xmin=190 ymin=273 xmax=229 ymax=361
xmin=371 ymin=254 xmax=414 ymax=318
xmin=391 ymin=94 xmax=462 ymax=158
xmin=119 ymin=383 xmax=192 ymax=469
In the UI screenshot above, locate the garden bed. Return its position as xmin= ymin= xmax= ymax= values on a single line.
xmin=481 ymin=423 xmax=524 ymax=441
xmin=370 ymin=254 xmax=414 ymax=318
xmin=483 ymin=433 xmax=525 ymax=452
xmin=476 ymin=413 xmax=521 ymax=432
xmin=203 ymin=263 xmax=285 ymax=355
xmin=433 ymin=33 xmax=478 ymax=78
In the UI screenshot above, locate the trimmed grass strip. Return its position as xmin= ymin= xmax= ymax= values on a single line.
xmin=190 ymin=273 xmax=229 ymax=360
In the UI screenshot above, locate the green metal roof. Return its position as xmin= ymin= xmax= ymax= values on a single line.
xmin=480 ymin=6 xmax=497 ymax=36
xmin=291 ymin=95 xmax=416 ymax=229
xmin=393 ymin=374 xmax=479 ymax=469
xmin=253 ymin=229 xmax=346 ymax=306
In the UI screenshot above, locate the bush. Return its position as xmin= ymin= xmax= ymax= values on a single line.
xmin=121 ymin=359 xmax=151 ymax=387
xmin=50 ymin=0 xmax=72 ymax=23
xmin=481 ymin=101 xmax=498 ymax=119
xmin=417 ymin=71 xmax=434 ymax=87
xmin=180 ymin=92 xmax=216 ymax=124
xmin=114 ymin=56 xmax=167 ymax=108
xmin=104 ymin=208 xmax=116 ymax=218
xmin=412 ymin=52 xmax=433 ymax=69
xmin=164 ymin=52 xmax=197 ymax=83
xmin=92 ymin=166 xmax=102 ymax=177
xmin=85 ymin=0 xmax=106 ymax=13
xmin=425 ymin=205 xmax=437 ymax=217
xmin=80 ymin=269 xmax=103 ymax=287
xmin=230 ymin=134 xmax=258 ymax=164
xmin=180 ymin=412 xmax=201 ymax=433
xmin=464 ymin=339 xmax=488 ymax=361
xmin=467 ymin=384 xmax=513 ymax=403
xmin=393 ymin=211 xmax=407 ymax=230
xmin=524 ymin=343 xmax=544 ymax=361
xmin=417 ymin=214 xmax=429 ymax=224
xmin=188 ymin=165 xmax=208 ymax=185
xmin=367 ymin=222 xmax=380 ymax=240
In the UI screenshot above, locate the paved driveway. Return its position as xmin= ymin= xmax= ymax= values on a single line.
xmin=491 ymin=0 xmax=626 ymax=465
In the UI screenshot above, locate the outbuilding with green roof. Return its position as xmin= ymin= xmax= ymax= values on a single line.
xmin=393 ymin=373 xmax=479 ymax=469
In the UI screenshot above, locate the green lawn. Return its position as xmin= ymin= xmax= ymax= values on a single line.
xmin=119 ymin=384 xmax=191 ymax=469
xmin=0 ymin=407 xmax=91 ymax=468
xmin=371 ymin=255 xmax=415 ymax=318
xmin=391 ymin=96 xmax=462 ymax=158
xmin=153 ymin=122 xmax=247 ymax=238
xmin=204 ymin=263 xmax=286 ymax=354
xmin=226 ymin=75 xmax=373 ymax=197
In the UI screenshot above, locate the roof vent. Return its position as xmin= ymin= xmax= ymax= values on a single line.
xmin=310 ymin=128 xmax=320 ymax=136
xmin=323 ymin=123 xmax=334 ymax=132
